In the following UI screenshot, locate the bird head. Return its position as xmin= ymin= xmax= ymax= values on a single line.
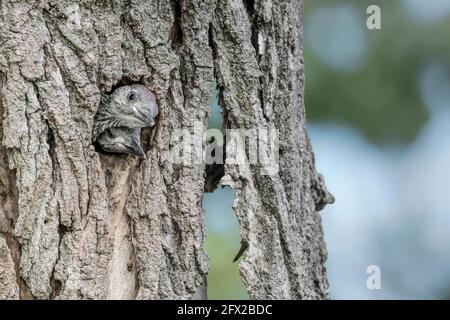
xmin=97 ymin=127 xmax=146 ymax=160
xmin=105 ymin=84 xmax=158 ymax=128
xmin=93 ymin=84 xmax=158 ymax=143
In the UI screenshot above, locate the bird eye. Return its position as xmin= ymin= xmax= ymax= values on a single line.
xmin=128 ymin=92 xmax=136 ymax=101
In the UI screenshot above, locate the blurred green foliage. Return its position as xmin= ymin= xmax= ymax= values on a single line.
xmin=304 ymin=0 xmax=450 ymax=145
xmin=203 ymin=188 xmax=249 ymax=300
xmin=205 ymin=233 xmax=249 ymax=299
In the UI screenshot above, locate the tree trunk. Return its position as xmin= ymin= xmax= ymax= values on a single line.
xmin=0 ymin=0 xmax=333 ymax=300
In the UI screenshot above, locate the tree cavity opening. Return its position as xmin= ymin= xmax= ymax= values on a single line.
xmin=202 ymin=82 xmax=248 ymax=299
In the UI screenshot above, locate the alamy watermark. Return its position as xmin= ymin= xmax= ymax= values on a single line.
xmin=168 ymin=121 xmax=279 ymax=176
xmin=367 ymin=5 xmax=382 ymax=30
xmin=366 ymin=265 xmax=382 ymax=290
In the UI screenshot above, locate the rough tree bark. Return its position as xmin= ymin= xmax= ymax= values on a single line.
xmin=0 ymin=0 xmax=333 ymax=299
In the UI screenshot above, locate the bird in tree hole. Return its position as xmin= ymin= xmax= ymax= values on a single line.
xmin=92 ymin=84 xmax=158 ymax=159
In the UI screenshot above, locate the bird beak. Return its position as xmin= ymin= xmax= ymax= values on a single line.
xmin=135 ymin=109 xmax=155 ymax=127
xmin=127 ymin=139 xmax=146 ymax=160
